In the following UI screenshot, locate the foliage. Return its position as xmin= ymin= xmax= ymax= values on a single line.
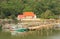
xmin=0 ymin=0 xmax=60 ymax=19
xmin=40 ymin=10 xmax=55 ymax=19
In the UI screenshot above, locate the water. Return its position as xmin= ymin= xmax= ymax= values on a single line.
xmin=0 ymin=29 xmax=60 ymax=39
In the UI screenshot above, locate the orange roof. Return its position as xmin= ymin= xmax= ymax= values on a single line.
xmin=23 ymin=12 xmax=35 ymax=16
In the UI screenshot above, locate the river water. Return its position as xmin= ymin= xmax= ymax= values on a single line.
xmin=0 ymin=29 xmax=60 ymax=39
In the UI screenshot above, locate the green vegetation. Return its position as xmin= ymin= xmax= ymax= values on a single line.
xmin=0 ymin=0 xmax=60 ymax=19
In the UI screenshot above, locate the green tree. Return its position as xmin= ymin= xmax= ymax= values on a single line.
xmin=40 ymin=10 xmax=55 ymax=19
xmin=0 ymin=0 xmax=60 ymax=19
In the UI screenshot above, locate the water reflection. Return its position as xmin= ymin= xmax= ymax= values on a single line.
xmin=0 ymin=29 xmax=60 ymax=39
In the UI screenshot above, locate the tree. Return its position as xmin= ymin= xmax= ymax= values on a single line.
xmin=0 ymin=0 xmax=60 ymax=19
xmin=40 ymin=10 xmax=55 ymax=19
